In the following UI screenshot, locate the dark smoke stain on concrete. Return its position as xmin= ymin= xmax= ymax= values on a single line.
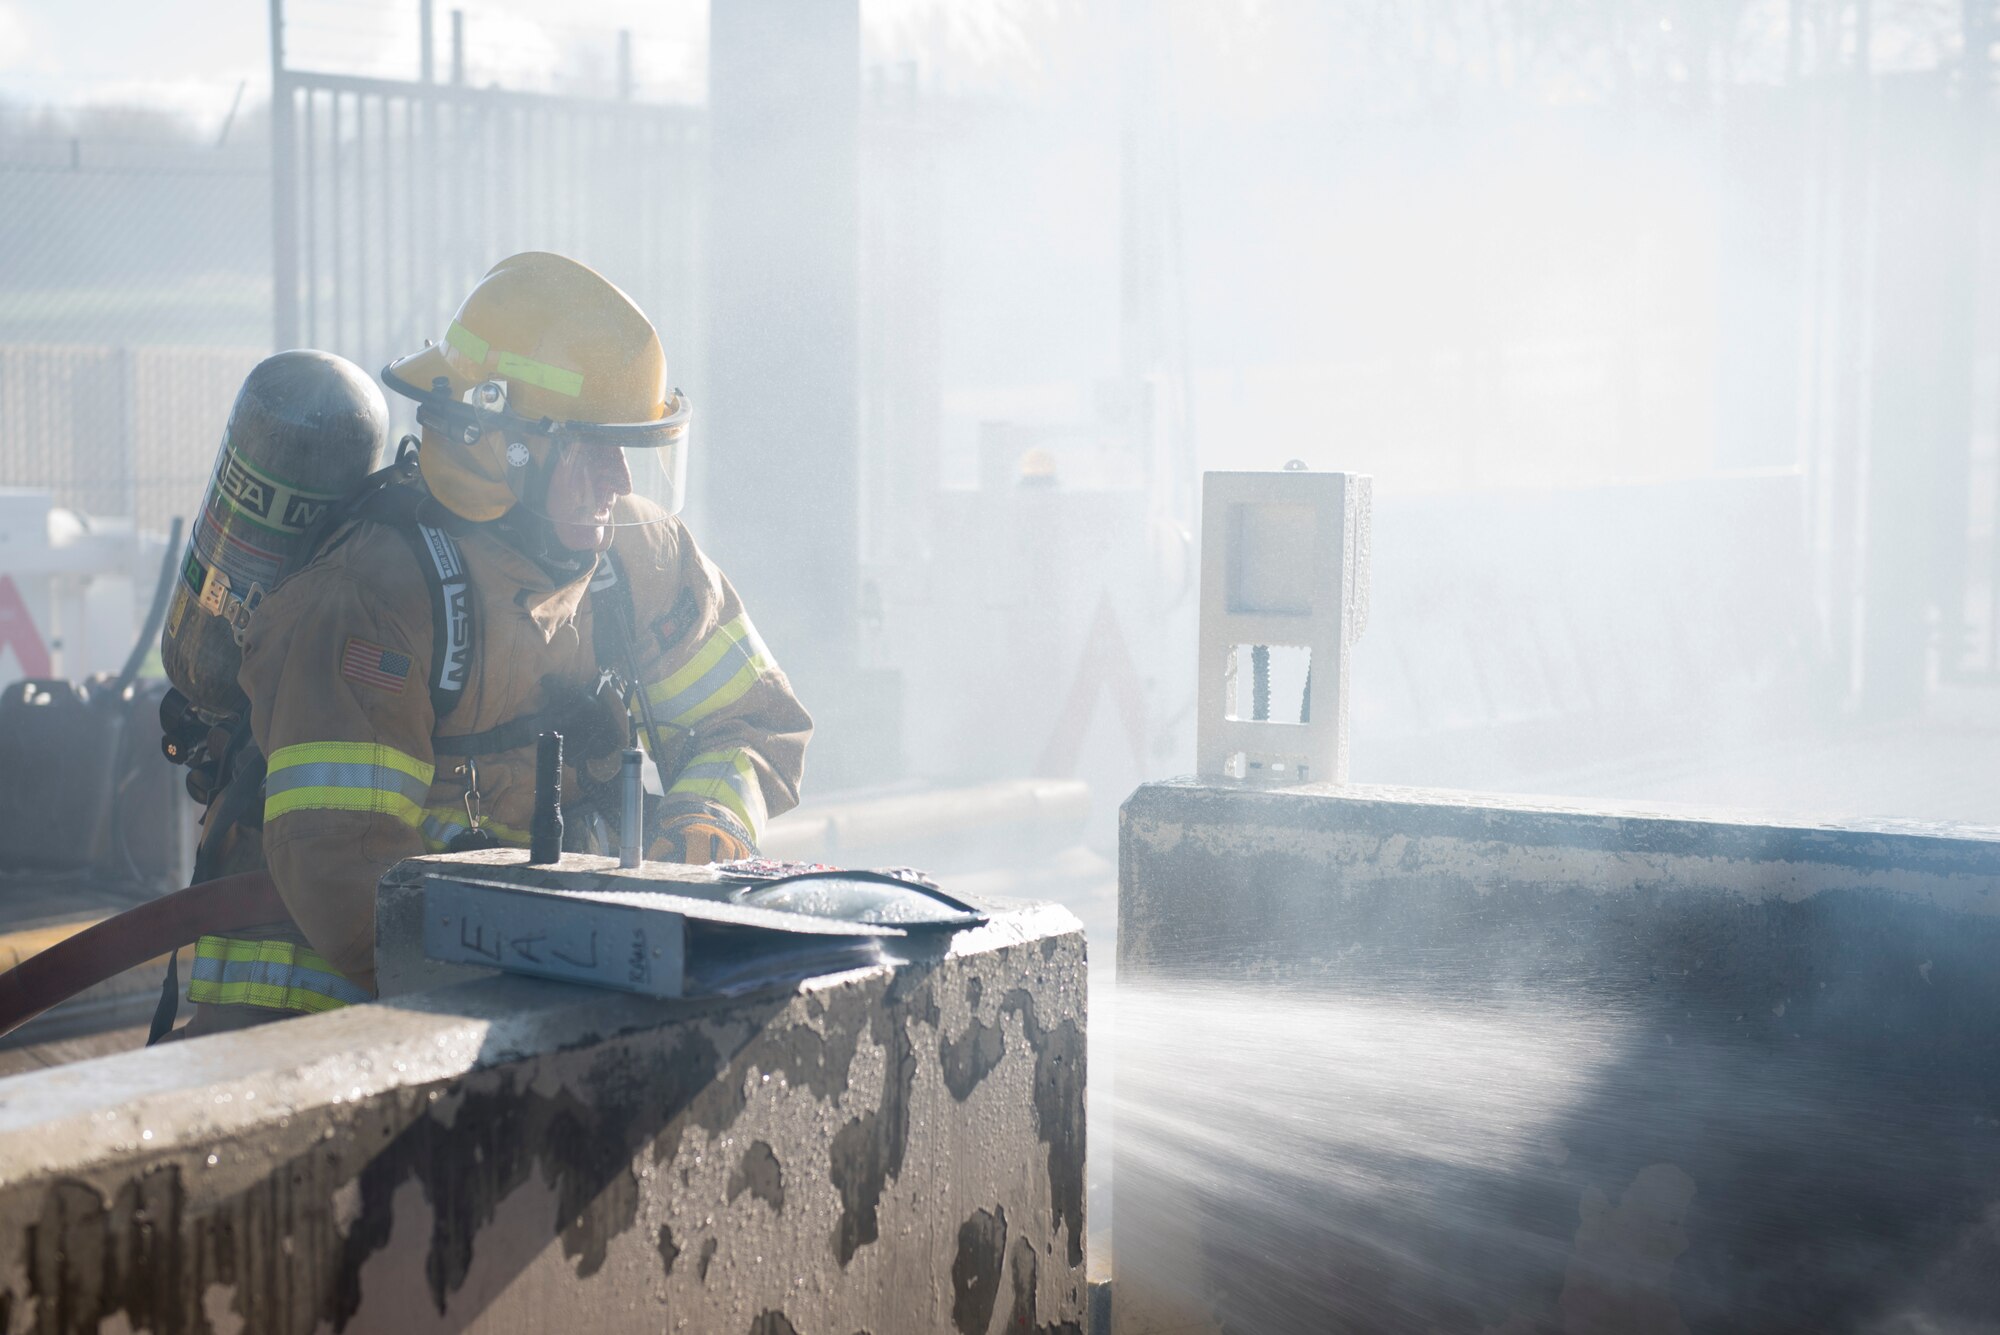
xmin=698 ymin=1236 xmax=718 ymax=1282
xmin=830 ymin=969 xmax=937 ymax=1266
xmin=659 ymin=978 xmax=875 ymax=1172
xmin=939 ymin=1013 xmax=1006 ymax=1102
xmin=1007 ymin=1232 xmax=1084 ymax=1335
xmin=1003 ymin=988 xmax=1086 ymax=1267
xmin=657 ymin=1224 xmax=680 ymax=1277
xmin=10 ymin=1020 xmax=742 ymax=1334
xmin=749 ymin=1310 xmax=798 ymax=1335
xmin=1007 ymin=1234 xmax=1035 ymax=1333
xmin=17 ymin=1118 xmax=398 ymax=1335
xmin=748 ymin=1003 xmax=866 ymax=1103
xmin=23 ymin=1168 xmax=191 ymax=1335
xmin=951 ymin=1206 xmax=1007 ymax=1334
xmin=729 ymin=1141 xmax=785 ymax=1213
xmin=338 ymin=1028 xmax=728 ymax=1317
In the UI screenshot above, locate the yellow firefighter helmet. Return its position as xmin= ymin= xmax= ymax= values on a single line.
xmin=382 ymin=251 xmax=690 ymax=522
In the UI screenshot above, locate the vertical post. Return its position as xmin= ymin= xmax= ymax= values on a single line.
xmin=450 ymin=10 xmax=465 ymax=86
xmin=301 ymin=91 xmax=318 ymax=344
xmin=1784 ymin=0 xmax=1802 ymax=84
xmin=269 ymin=0 xmax=299 ymax=350
xmin=707 ymin=0 xmax=874 ymax=784
xmin=617 ymin=30 xmax=633 ymax=101
xmin=419 ymin=0 xmax=434 ymax=84
xmin=328 ymin=92 xmax=343 ymax=354
xmin=1862 ymin=70 xmax=1978 ymax=707
xmin=1824 ymin=0 xmax=1875 ymax=700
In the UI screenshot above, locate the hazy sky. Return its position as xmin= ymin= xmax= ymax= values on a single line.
xmin=0 ymin=0 xmax=710 ymax=126
xmin=0 ymin=0 xmax=1075 ymax=128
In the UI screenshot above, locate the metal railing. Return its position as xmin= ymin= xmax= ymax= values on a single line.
xmin=268 ymin=0 xmax=702 ymax=392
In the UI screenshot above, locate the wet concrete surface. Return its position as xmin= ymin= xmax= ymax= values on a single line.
xmin=1117 ymin=778 xmax=2000 ymax=1334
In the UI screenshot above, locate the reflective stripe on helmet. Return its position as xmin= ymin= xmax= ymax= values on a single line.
xmin=643 ymin=616 xmax=772 ymax=727
xmin=264 ymin=740 xmax=435 ymax=827
xmin=444 ymin=319 xmax=489 ymax=363
xmin=187 ymin=935 xmax=371 ymax=1013
xmin=665 ymin=747 xmax=760 ymax=839
xmin=445 ymin=320 xmax=585 ymax=398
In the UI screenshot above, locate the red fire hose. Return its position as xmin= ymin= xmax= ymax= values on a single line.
xmin=0 ymin=872 xmax=286 ymax=1040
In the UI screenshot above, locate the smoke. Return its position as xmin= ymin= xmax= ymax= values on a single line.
xmin=7 ymin=0 xmax=2000 ymax=1286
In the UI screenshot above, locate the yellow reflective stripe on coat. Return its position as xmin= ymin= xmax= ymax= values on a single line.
xmin=264 ymin=740 xmax=435 ymax=828
xmin=187 ymin=935 xmax=371 ymax=1013
xmin=644 ymin=616 xmax=772 ymax=727
xmin=666 ymin=747 xmax=760 ymax=838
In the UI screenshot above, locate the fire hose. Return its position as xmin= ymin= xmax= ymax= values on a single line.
xmin=0 ymin=872 xmax=285 ymax=1041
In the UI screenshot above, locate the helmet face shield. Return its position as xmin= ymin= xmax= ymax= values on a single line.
xmin=382 ymin=362 xmax=689 ymax=526
xmin=528 ymin=431 xmax=688 ymax=538
xmin=627 ymin=429 xmax=689 ymax=518
xmin=381 ymin=253 xmax=680 ymax=524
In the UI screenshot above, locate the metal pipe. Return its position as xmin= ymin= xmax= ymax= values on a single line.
xmin=301 ymin=89 xmax=317 ymax=343
xmin=619 ymin=747 xmax=644 ymax=868
xmin=269 ymin=0 xmax=299 ymax=348
xmin=419 ymin=0 xmax=434 ymax=84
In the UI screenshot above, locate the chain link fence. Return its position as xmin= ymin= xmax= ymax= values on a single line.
xmin=0 ymin=111 xmax=270 ymax=535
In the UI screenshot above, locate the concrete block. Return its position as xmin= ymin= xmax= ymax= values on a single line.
xmin=0 ymin=897 xmax=1086 ymax=1332
xmin=1117 ymin=778 xmax=2000 ymax=1333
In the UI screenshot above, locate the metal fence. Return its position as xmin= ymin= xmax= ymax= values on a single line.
xmin=0 ymin=343 xmax=261 ymax=533
xmin=0 ymin=11 xmax=705 ymax=537
xmin=271 ymin=67 xmax=703 ymax=402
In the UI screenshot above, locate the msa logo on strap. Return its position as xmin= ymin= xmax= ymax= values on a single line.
xmin=416 ymin=522 xmax=473 ymax=695
xmin=421 ymin=524 xmax=464 ymax=581
xmin=437 ymin=579 xmax=471 ymax=692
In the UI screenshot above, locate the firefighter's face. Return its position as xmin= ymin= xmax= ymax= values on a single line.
xmin=545 ymin=437 xmax=633 ymax=551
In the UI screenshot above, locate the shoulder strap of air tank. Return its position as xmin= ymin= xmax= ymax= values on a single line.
xmin=354 ymin=483 xmax=474 ymax=724
xmin=589 ymin=544 xmax=637 ymax=667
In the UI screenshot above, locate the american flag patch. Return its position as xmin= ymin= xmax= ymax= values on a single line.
xmin=341 ymin=637 xmax=411 ymax=692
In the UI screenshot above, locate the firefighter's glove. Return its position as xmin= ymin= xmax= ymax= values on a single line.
xmin=543 ymin=671 xmax=632 ymax=787
xmin=652 ymin=810 xmax=755 ymax=866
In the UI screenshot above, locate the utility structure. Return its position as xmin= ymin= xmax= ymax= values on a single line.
xmin=704 ymin=0 xmax=892 ymax=791
xmin=1196 ymin=468 xmax=1371 ymax=786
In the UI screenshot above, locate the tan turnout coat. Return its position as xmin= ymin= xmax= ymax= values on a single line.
xmin=235 ymin=490 xmax=811 ymax=994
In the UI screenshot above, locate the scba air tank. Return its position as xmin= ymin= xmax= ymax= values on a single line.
xmin=162 ymin=350 xmax=387 ymax=721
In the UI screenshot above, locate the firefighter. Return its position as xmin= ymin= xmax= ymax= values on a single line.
xmin=180 ymin=252 xmax=811 ymax=1033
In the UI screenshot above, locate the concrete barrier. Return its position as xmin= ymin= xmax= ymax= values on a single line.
xmin=1117 ymin=778 xmax=2000 ymax=1334
xmin=0 ymin=872 xmax=1086 ymax=1332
